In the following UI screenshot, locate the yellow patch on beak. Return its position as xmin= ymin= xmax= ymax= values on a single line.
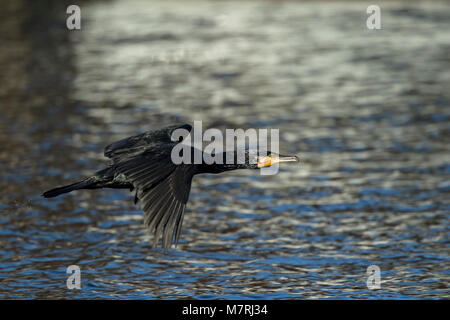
xmin=257 ymin=156 xmax=273 ymax=168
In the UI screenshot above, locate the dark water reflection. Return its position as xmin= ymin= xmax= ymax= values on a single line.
xmin=0 ymin=0 xmax=449 ymax=299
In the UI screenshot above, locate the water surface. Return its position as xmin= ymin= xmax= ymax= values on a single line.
xmin=0 ymin=0 xmax=449 ymax=299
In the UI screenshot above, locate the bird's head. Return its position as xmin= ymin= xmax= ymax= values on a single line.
xmin=255 ymin=151 xmax=299 ymax=169
xmin=197 ymin=149 xmax=299 ymax=174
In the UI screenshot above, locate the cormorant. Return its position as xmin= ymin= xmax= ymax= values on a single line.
xmin=43 ymin=124 xmax=299 ymax=249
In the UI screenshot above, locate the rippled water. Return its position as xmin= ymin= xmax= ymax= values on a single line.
xmin=0 ymin=0 xmax=449 ymax=299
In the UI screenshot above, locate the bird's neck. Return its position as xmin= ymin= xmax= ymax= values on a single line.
xmin=196 ymin=162 xmax=248 ymax=174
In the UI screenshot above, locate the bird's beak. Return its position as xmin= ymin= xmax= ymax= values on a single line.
xmin=272 ymin=154 xmax=300 ymax=165
xmin=257 ymin=154 xmax=300 ymax=168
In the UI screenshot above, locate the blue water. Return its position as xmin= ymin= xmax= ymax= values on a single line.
xmin=0 ymin=0 xmax=449 ymax=299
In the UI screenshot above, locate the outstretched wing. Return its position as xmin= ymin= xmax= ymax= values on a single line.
xmin=112 ymin=149 xmax=195 ymax=249
xmin=138 ymin=164 xmax=195 ymax=249
xmin=104 ymin=124 xmax=194 ymax=249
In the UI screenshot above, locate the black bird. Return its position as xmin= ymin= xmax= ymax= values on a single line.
xmin=43 ymin=124 xmax=299 ymax=249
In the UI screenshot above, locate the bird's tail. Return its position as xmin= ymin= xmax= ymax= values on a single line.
xmin=42 ymin=178 xmax=97 ymax=198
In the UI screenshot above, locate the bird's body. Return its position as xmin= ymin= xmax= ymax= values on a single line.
xmin=43 ymin=124 xmax=299 ymax=249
